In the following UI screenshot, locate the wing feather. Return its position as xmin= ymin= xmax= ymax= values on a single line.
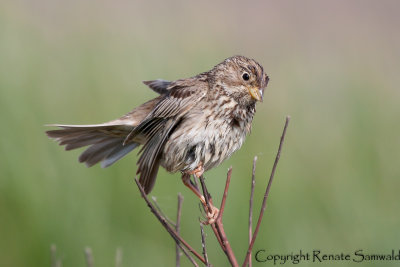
xmin=134 ymin=82 xmax=207 ymax=193
xmin=143 ymin=79 xmax=171 ymax=94
xmin=137 ymin=119 xmax=181 ymax=193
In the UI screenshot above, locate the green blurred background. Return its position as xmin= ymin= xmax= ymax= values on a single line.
xmin=1 ymin=0 xmax=400 ymax=266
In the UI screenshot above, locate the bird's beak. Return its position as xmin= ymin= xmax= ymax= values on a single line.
xmin=248 ymin=86 xmax=263 ymax=102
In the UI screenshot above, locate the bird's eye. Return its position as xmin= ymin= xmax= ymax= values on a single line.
xmin=242 ymin=72 xmax=250 ymax=81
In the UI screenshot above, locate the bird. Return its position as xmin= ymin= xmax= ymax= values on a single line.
xmin=46 ymin=55 xmax=269 ymax=222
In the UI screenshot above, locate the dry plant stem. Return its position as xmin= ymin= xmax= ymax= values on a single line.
xmin=199 ymin=170 xmax=239 ymax=267
xmin=210 ymin=222 xmax=224 ymax=249
xmin=51 ymin=244 xmax=57 ymax=267
xmin=140 ymin=183 xmax=198 ymax=266
xmin=50 ymin=244 xmax=62 ymax=267
xmin=151 ymin=193 xmax=198 ymax=265
xmin=198 ymin=175 xmax=212 ymax=209
xmin=85 ymin=247 xmax=94 ymax=267
xmin=152 ymin=193 xmax=198 ymax=265
xmin=242 ymin=116 xmax=291 ymax=267
xmin=176 ymin=194 xmax=184 ymax=267
xmin=215 ymin=168 xmax=238 ymax=267
xmin=198 ymin=176 xmax=222 ymax=247
xmin=200 ymin=223 xmax=210 ymax=266
xmin=152 ymin=196 xmax=176 ymax=227
xmin=192 ymin=174 xmax=199 ymax=188
xmin=248 ymin=156 xmax=257 ymax=267
xmin=197 ymin=175 xmax=224 ymax=249
xmin=218 ymin=167 xmax=232 ymax=219
xmin=179 ymin=241 xmax=200 ymax=267
xmin=135 ymin=178 xmax=206 ymax=265
xmin=115 ymin=248 xmax=122 ymax=267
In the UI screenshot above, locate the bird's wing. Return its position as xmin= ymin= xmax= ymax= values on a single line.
xmin=143 ymin=79 xmax=172 ymax=94
xmin=134 ymin=81 xmax=208 ymax=193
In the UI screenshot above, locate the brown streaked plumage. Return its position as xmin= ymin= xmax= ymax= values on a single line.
xmin=46 ymin=56 xmax=269 ymax=202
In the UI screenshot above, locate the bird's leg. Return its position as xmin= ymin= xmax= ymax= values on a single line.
xmin=181 ymin=173 xmax=206 ymax=205
xmin=182 ymin=163 xmax=219 ymax=224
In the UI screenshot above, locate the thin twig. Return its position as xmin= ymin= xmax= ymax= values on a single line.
xmin=84 ymin=247 xmax=94 ymax=267
xmin=248 ymin=156 xmax=257 ymax=267
xmin=198 ymin=176 xmax=223 ymax=249
xmin=242 ymin=116 xmax=291 ymax=267
xmin=176 ymin=193 xmax=184 ymax=267
xmin=115 ymin=247 xmax=122 ymax=267
xmin=199 ymin=175 xmax=211 ymax=209
xmin=179 ymin=241 xmax=199 ymax=267
xmin=210 ymin=222 xmax=224 ymax=249
xmin=135 ymin=178 xmax=206 ymax=265
xmin=153 ymin=195 xmax=198 ymax=266
xmin=218 ymin=167 xmax=232 ymax=219
xmin=200 ymin=223 xmax=210 ymax=266
xmin=152 ymin=196 xmax=176 ymax=227
xmin=192 ymin=174 xmax=199 ymax=188
xmin=198 ymin=175 xmax=225 ymax=249
xmin=153 ymin=199 xmax=199 ymax=267
xmin=215 ymin=168 xmax=238 ymax=266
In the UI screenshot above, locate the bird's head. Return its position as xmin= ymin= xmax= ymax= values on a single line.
xmin=208 ymin=55 xmax=269 ymax=106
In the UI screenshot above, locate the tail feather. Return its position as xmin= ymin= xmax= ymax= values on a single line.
xmin=46 ymin=124 xmax=138 ymax=168
xmin=101 ymin=143 xmax=138 ymax=168
xmin=64 ymin=136 xmax=108 ymax=151
xmin=79 ymin=139 xmax=122 ymax=167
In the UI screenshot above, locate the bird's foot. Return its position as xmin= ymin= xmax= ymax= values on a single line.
xmin=188 ymin=162 xmax=204 ymax=178
xmin=199 ymin=196 xmax=219 ymax=225
xmin=205 ymin=204 xmax=219 ymax=225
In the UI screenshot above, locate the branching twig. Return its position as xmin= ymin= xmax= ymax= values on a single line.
xmin=199 ymin=169 xmax=239 ymax=267
xmin=248 ymin=156 xmax=257 ymax=267
xmin=135 ymin=116 xmax=290 ymax=266
xmin=135 ymin=178 xmax=206 ymax=265
xmin=242 ymin=116 xmax=290 ymax=267
xmin=176 ymin=193 xmax=184 ymax=267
